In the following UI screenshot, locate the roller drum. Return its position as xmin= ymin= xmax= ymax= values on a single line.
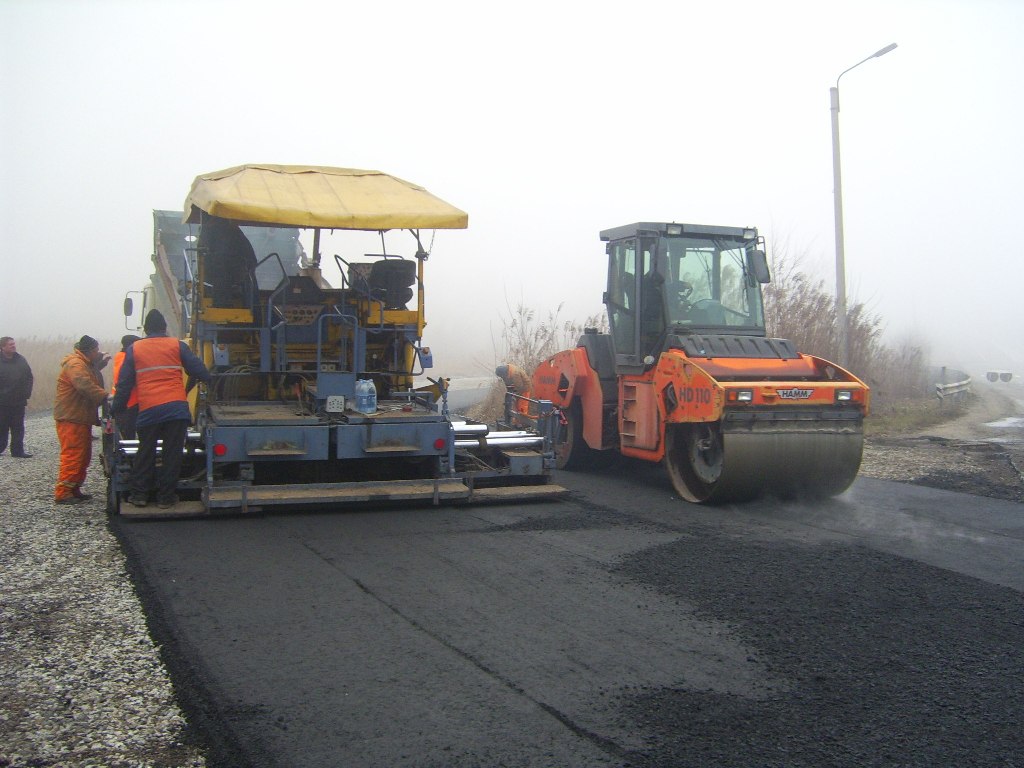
xmin=665 ymin=420 xmax=864 ymax=504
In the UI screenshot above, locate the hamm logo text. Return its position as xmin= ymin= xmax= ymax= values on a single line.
xmin=777 ymin=388 xmax=813 ymax=399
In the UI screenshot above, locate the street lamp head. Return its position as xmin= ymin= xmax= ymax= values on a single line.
xmin=837 ymin=42 xmax=899 ymax=87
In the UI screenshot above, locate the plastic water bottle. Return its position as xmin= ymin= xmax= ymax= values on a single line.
xmin=354 ymin=380 xmax=368 ymax=413
xmin=365 ymin=379 xmax=377 ymax=413
xmin=355 ymin=379 xmax=377 ymax=414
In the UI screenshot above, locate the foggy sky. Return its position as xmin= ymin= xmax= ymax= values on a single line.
xmin=2 ymin=0 xmax=1022 ymax=377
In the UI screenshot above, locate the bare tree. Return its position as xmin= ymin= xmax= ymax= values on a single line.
xmin=466 ymin=299 xmax=606 ymax=421
xmin=474 ymin=240 xmax=927 ymax=419
xmin=762 ymin=239 xmax=926 ymax=403
xmin=491 ymin=297 xmax=606 ymax=374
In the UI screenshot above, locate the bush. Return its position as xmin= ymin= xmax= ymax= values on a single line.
xmin=465 ymin=301 xmax=605 ymax=422
xmin=489 ymin=252 xmax=927 ymax=407
xmin=763 ymin=249 xmax=927 ymax=404
xmin=494 ymin=301 xmax=606 ymax=375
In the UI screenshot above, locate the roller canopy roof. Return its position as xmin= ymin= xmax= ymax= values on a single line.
xmin=184 ymin=164 xmax=468 ymax=230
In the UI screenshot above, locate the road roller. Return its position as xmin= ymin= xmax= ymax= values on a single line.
xmin=514 ymin=222 xmax=870 ymax=503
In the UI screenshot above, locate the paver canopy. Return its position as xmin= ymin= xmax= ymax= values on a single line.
xmin=184 ymin=164 xmax=468 ymax=230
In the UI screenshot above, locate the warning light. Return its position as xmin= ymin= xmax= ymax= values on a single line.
xmin=213 ymin=443 xmax=228 ymax=457
xmin=433 ymin=438 xmax=447 ymax=450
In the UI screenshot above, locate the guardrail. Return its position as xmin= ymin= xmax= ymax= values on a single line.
xmin=935 ymin=367 xmax=970 ymax=406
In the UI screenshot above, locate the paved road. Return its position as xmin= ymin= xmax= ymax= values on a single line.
xmin=113 ymin=461 xmax=1024 ymax=767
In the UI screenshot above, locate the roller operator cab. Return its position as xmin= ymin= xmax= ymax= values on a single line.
xmin=103 ymin=165 xmax=565 ymax=517
xmin=528 ymin=222 xmax=870 ymax=503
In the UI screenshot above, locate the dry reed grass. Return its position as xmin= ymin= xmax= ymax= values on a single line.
xmin=11 ymin=336 xmax=121 ymax=414
xmin=494 ymin=301 xmax=607 ymax=375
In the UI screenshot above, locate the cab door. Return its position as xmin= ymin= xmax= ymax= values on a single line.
xmin=605 ymin=237 xmax=640 ymax=369
xmin=605 ymin=236 xmax=661 ymax=373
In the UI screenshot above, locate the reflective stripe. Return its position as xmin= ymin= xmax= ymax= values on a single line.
xmin=133 ymin=337 xmax=186 ymax=412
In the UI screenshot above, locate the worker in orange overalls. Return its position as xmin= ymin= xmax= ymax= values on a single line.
xmin=111 ymin=310 xmax=211 ymax=509
xmin=110 ymin=334 xmax=140 ymax=439
xmin=495 ymin=363 xmax=532 ymax=416
xmin=53 ymin=335 xmax=110 ymax=504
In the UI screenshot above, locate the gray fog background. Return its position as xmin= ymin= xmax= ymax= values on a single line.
xmin=2 ymin=0 xmax=1021 ymax=376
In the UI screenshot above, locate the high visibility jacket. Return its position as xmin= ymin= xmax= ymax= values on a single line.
xmin=53 ymin=349 xmax=107 ymax=424
xmin=110 ymin=351 xmax=139 ymax=408
xmin=132 ymin=337 xmax=186 ymax=412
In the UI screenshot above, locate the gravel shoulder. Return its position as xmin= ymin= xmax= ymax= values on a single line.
xmin=860 ymin=386 xmax=1024 ymax=503
xmin=0 ymin=415 xmax=205 ymax=768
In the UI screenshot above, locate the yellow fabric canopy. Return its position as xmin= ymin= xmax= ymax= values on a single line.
xmin=183 ymin=164 xmax=468 ymax=230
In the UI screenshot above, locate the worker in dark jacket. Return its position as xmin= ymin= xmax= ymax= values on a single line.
xmin=111 ymin=310 xmax=211 ymax=509
xmin=0 ymin=336 xmax=34 ymax=458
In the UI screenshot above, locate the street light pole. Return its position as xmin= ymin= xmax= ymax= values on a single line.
xmin=830 ymin=42 xmax=897 ymax=368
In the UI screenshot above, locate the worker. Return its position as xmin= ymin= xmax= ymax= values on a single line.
xmin=110 ymin=334 xmax=140 ymax=439
xmin=495 ymin=363 xmax=531 ymax=416
xmin=0 ymin=336 xmax=34 ymax=458
xmin=53 ymin=335 xmax=109 ymax=504
xmin=112 ymin=309 xmax=211 ymax=509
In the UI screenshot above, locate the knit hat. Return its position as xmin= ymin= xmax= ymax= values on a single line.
xmin=120 ymin=334 xmax=141 ymax=350
xmin=76 ymin=335 xmax=99 ymax=352
xmin=143 ymin=309 xmax=167 ymax=334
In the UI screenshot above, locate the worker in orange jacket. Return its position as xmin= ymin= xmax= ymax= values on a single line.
xmin=111 ymin=310 xmax=211 ymax=509
xmin=53 ymin=335 xmax=110 ymax=504
xmin=495 ymin=363 xmax=532 ymax=416
xmin=110 ymin=334 xmax=140 ymax=438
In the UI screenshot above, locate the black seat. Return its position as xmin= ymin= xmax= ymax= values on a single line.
xmin=201 ymin=215 xmax=257 ymax=310
xmin=578 ymin=332 xmax=618 ymax=404
xmin=369 ymin=260 xmax=416 ymax=309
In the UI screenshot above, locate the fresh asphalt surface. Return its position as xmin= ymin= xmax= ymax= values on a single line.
xmin=112 ymin=459 xmax=1024 ymax=767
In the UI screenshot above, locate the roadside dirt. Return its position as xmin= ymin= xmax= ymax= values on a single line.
xmin=861 ymin=384 xmax=1024 ymax=503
